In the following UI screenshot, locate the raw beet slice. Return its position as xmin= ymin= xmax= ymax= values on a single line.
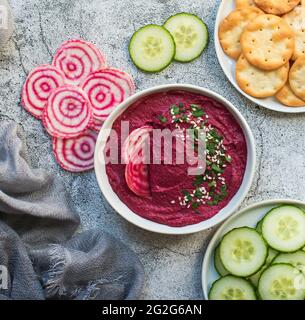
xmin=125 ymin=156 xmax=150 ymax=198
xmin=52 ymin=39 xmax=106 ymax=86
xmin=53 ymin=130 xmax=97 ymax=172
xmin=99 ymin=67 xmax=136 ymax=93
xmin=88 ymin=117 xmax=104 ymax=133
xmin=21 ymin=64 xmax=66 ymax=119
xmin=43 ymin=85 xmax=92 ymax=138
xmin=122 ymin=126 xmax=152 ymax=163
xmin=124 ymin=129 xmax=151 ymax=198
xmin=81 ymin=68 xmax=135 ymax=121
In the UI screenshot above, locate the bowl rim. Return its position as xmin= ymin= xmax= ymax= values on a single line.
xmin=94 ymin=83 xmax=256 ymax=235
xmin=214 ymin=0 xmax=305 ymax=114
xmin=201 ymin=198 xmax=305 ymax=299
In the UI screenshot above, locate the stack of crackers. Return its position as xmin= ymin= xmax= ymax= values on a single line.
xmin=219 ymin=0 xmax=305 ymax=107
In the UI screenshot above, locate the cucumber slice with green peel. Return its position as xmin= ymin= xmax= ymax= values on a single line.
xmin=262 ymin=205 xmax=305 ymax=252
xmin=219 ymin=227 xmax=268 ymax=277
xmin=258 ymin=264 xmax=305 ymax=300
xmin=164 ymin=13 xmax=208 ymax=62
xmin=209 ymin=275 xmax=256 ymax=300
xmin=256 ymin=219 xmax=263 ymax=234
xmin=272 ymin=250 xmax=305 ymax=274
xmin=129 ymin=24 xmax=175 ymax=72
xmin=249 ymin=248 xmax=278 ymax=287
xmin=214 ymin=244 xmax=229 ymax=276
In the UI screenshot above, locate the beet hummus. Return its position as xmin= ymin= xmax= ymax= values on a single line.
xmin=106 ymin=90 xmax=247 ymax=227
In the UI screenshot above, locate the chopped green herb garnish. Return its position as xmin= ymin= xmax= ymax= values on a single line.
xmin=212 ymin=164 xmax=223 ymax=173
xmin=191 ymin=202 xmax=200 ymax=210
xmin=166 ymin=102 xmax=232 ymax=211
xmin=193 ymin=175 xmax=204 ymax=186
xmin=171 ymin=105 xmax=180 ymax=115
xmin=208 ymin=181 xmax=217 ymax=188
xmin=158 ymin=115 xmax=168 ymax=123
xmin=182 ymin=190 xmax=190 ymax=196
xmin=190 ymin=104 xmax=200 ymax=110
xmin=209 ymin=128 xmax=222 ymax=141
xmin=225 ymin=155 xmax=232 ymax=163
xmin=206 ymin=142 xmax=216 ymax=154
xmin=180 ymin=115 xmax=188 ymax=122
xmin=192 ymin=109 xmax=205 ymax=118
xmin=194 ymin=188 xmax=203 ymax=199
xmin=220 ymin=185 xmax=228 ymax=197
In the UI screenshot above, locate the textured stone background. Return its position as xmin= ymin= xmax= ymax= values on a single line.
xmin=0 ymin=0 xmax=305 ymax=299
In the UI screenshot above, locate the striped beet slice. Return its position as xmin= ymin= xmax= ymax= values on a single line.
xmin=122 ymin=126 xmax=152 ymax=163
xmin=88 ymin=117 xmax=104 ymax=133
xmin=53 ymin=130 xmax=97 ymax=172
xmin=124 ymin=130 xmax=150 ymax=198
xmin=81 ymin=68 xmax=135 ymax=121
xmin=43 ymin=85 xmax=92 ymax=138
xmin=21 ymin=64 xmax=66 ymax=119
xmin=125 ymin=156 xmax=150 ymax=198
xmin=52 ymin=39 xmax=106 ymax=86
xmin=99 ymin=68 xmax=136 ymax=94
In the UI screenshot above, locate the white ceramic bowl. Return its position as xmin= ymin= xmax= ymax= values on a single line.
xmin=215 ymin=0 xmax=305 ymax=113
xmin=94 ymin=84 xmax=256 ymax=234
xmin=201 ymin=199 xmax=305 ymax=299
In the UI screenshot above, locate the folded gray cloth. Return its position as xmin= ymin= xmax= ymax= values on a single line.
xmin=0 ymin=122 xmax=144 ymax=300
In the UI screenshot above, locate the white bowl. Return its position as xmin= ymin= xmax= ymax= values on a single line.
xmin=201 ymin=198 xmax=305 ymax=299
xmin=94 ymin=84 xmax=256 ymax=234
xmin=215 ymin=0 xmax=305 ymax=113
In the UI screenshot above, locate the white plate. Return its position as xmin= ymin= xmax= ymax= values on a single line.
xmin=215 ymin=0 xmax=305 ymax=113
xmin=201 ymin=198 xmax=305 ymax=299
xmin=94 ymin=84 xmax=256 ymax=235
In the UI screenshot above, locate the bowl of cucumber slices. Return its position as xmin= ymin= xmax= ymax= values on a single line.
xmin=202 ymin=199 xmax=305 ymax=300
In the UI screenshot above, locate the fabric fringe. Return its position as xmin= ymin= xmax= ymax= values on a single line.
xmin=81 ymin=275 xmax=124 ymax=300
xmin=44 ymin=244 xmax=68 ymax=297
xmin=44 ymin=244 xmax=125 ymax=300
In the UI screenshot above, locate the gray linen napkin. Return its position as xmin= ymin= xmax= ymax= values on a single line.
xmin=0 ymin=121 xmax=144 ymax=300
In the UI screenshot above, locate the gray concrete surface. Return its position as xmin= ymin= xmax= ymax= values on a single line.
xmin=0 ymin=0 xmax=305 ymax=299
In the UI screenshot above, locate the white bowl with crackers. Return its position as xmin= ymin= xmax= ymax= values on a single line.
xmin=215 ymin=0 xmax=305 ymax=113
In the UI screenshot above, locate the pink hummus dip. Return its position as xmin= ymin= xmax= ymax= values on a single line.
xmin=106 ymin=90 xmax=247 ymax=227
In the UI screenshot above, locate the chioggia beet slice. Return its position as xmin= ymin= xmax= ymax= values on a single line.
xmin=53 ymin=130 xmax=97 ymax=172
xmin=81 ymin=67 xmax=135 ymax=122
xmin=99 ymin=67 xmax=136 ymax=93
xmin=43 ymin=85 xmax=93 ymax=138
xmin=125 ymin=153 xmax=150 ymax=198
xmin=21 ymin=64 xmax=66 ymax=119
xmin=122 ymin=126 xmax=152 ymax=163
xmin=52 ymin=39 xmax=107 ymax=85
xmin=88 ymin=116 xmax=104 ymax=133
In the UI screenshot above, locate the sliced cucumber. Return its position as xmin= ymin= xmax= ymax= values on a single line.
xmin=129 ymin=24 xmax=175 ymax=72
xmin=258 ymin=264 xmax=305 ymax=300
xmin=249 ymin=248 xmax=278 ymax=287
xmin=256 ymin=219 xmax=263 ymax=234
xmin=272 ymin=250 xmax=305 ymax=274
xmin=164 ymin=13 xmax=208 ymax=62
xmin=214 ymin=244 xmax=229 ymax=276
xmin=262 ymin=205 xmax=305 ymax=252
xmin=219 ymin=227 xmax=268 ymax=277
xmin=209 ymin=275 xmax=256 ymax=300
